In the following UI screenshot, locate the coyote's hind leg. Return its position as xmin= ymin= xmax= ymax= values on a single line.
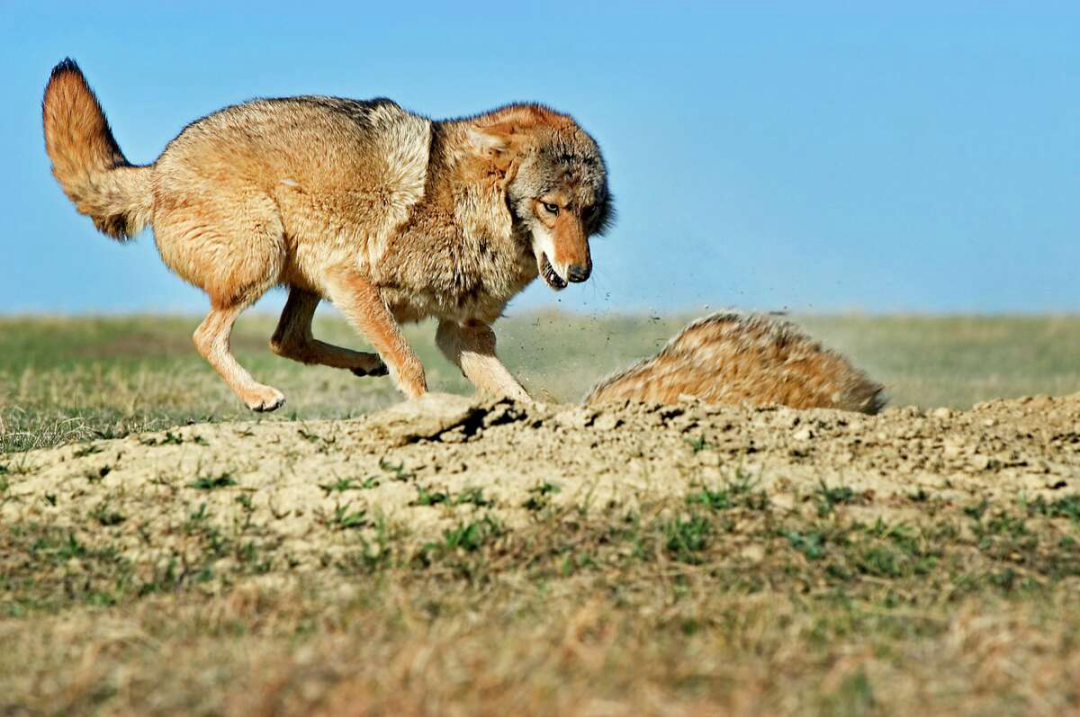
xmin=270 ymin=287 xmax=388 ymax=376
xmin=194 ymin=300 xmax=285 ymax=412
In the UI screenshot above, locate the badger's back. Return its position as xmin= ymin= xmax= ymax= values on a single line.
xmin=583 ymin=312 xmax=885 ymax=414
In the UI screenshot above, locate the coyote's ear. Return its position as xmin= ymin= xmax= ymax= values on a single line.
xmin=466 ymin=124 xmax=504 ymax=150
xmin=466 ymin=123 xmax=519 ymax=172
xmin=467 ymin=121 xmax=523 ymax=152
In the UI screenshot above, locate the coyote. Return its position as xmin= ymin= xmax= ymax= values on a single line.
xmin=43 ymin=58 xmax=612 ymax=411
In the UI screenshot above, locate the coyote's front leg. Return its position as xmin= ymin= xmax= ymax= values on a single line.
xmin=436 ymin=319 xmax=530 ymax=402
xmin=323 ymin=268 xmax=427 ymax=399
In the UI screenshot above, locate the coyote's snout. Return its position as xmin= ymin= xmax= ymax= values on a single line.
xmin=43 ymin=59 xmax=612 ymax=410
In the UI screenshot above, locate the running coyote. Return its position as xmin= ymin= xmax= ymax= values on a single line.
xmin=43 ymin=58 xmax=612 ymax=411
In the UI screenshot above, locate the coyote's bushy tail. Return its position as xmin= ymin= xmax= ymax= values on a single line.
xmin=42 ymin=58 xmax=152 ymax=240
xmin=583 ymin=311 xmax=886 ymax=414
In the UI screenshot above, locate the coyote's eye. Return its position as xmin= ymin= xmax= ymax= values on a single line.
xmin=542 ymin=202 xmax=559 ymax=216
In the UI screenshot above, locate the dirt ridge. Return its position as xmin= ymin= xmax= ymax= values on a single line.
xmin=3 ymin=392 xmax=1079 ymax=573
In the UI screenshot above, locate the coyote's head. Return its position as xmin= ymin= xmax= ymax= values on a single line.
xmin=469 ymin=105 xmax=614 ymax=290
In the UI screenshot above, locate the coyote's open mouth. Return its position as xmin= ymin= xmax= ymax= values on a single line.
xmin=540 ymin=254 xmax=568 ymax=290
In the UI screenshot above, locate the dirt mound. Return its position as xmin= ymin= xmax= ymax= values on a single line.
xmin=4 ymin=392 xmax=1080 ymax=572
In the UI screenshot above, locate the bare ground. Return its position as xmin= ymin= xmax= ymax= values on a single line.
xmin=6 ymin=392 xmax=1080 ymax=559
xmin=2 ymin=392 xmax=1080 ymax=715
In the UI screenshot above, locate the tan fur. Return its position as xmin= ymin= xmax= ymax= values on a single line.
xmin=42 ymin=59 xmax=612 ymax=411
xmin=584 ymin=312 xmax=886 ymax=414
xmin=41 ymin=61 xmax=152 ymax=239
xmin=435 ymin=320 xmax=530 ymax=402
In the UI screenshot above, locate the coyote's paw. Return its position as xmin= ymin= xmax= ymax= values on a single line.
xmin=351 ymin=358 xmax=388 ymax=377
xmin=245 ymin=386 xmax=286 ymax=413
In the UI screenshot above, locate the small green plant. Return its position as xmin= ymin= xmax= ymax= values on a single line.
xmin=964 ymin=500 xmax=989 ymax=521
xmin=57 ymin=531 xmax=88 ymax=560
xmin=320 ymin=478 xmax=357 ymax=494
xmin=136 ymin=559 xmax=180 ymax=597
xmin=412 ymin=486 xmax=448 ymax=506
xmin=981 ymin=511 xmax=1029 ymax=539
xmin=688 ymin=473 xmax=769 ymax=512
xmin=664 ymin=515 xmax=710 ymax=563
xmin=858 ymin=545 xmax=906 ymax=578
xmin=338 ymin=517 xmax=395 ymax=573
xmin=816 ymin=481 xmax=856 ymax=517
xmin=190 ymin=473 xmax=237 ymax=490
xmin=442 ymin=517 xmax=501 ymax=552
xmin=320 ymin=476 xmax=380 ymax=495
xmin=90 ymin=502 xmax=126 ymax=527
xmin=560 ymin=551 xmax=596 ymax=576
xmin=333 ymin=503 xmax=368 ymax=530
xmin=454 ymin=488 xmax=492 ymax=507
xmin=1027 ymin=495 xmax=1080 ymax=522
xmin=186 ymin=503 xmax=209 ymax=527
xmin=685 ymin=435 xmax=709 ymax=454
xmin=687 ymin=486 xmax=733 ymax=511
xmin=867 ymin=519 xmax=921 ymax=554
xmin=236 ymin=541 xmax=258 ymax=564
xmin=523 ymin=482 xmax=561 ymax=511
xmin=782 ymin=528 xmax=827 ymax=560
xmin=379 ymin=459 xmax=415 ymax=482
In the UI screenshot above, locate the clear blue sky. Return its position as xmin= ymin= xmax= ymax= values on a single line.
xmin=2 ymin=1 xmax=1078 ymax=315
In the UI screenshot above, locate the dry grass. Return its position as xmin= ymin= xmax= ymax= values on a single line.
xmin=2 ymin=483 xmax=1079 ymax=716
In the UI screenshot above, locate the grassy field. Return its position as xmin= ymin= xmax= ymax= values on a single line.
xmin=2 ymin=311 xmax=1080 ymax=454
xmin=4 ymin=472 xmax=1078 ymax=716
xmin=1 ymin=312 xmax=1079 ymax=716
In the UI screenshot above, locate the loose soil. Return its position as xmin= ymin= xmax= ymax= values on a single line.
xmin=5 ymin=392 xmax=1079 ymax=570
